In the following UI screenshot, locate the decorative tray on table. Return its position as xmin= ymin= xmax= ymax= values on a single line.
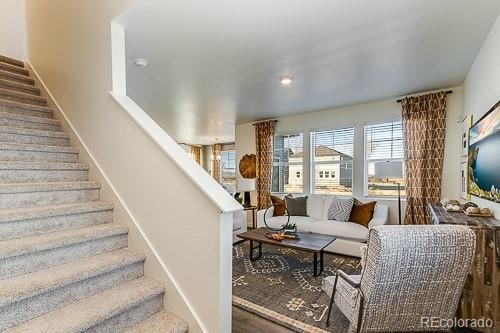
xmin=462 ymin=210 xmax=493 ymax=217
xmin=264 ymin=230 xmax=300 ymax=241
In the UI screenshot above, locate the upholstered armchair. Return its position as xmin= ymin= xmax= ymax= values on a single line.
xmin=322 ymin=225 xmax=476 ymax=332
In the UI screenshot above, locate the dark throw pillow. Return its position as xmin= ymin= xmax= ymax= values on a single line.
xmin=349 ymin=199 xmax=376 ymax=228
xmin=285 ymin=196 xmax=308 ymax=216
xmin=270 ymin=194 xmax=292 ymax=216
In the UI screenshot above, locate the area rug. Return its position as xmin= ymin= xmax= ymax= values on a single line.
xmin=232 ymin=241 xmax=362 ymax=333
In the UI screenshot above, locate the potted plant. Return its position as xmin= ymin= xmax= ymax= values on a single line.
xmin=281 ymin=222 xmax=297 ymax=234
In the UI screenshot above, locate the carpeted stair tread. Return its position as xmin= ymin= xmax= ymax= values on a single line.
xmin=0 ymin=161 xmax=88 ymax=170
xmin=0 ymin=180 xmax=100 ymax=194
xmin=124 ymin=310 xmax=189 ymax=333
xmin=0 ymin=143 xmax=78 ymax=163
xmin=0 ymin=125 xmax=68 ymax=138
xmin=0 ymin=99 xmax=52 ymax=115
xmin=3 ymin=277 xmax=164 ymax=333
xmin=0 ymin=79 xmax=40 ymax=96
xmin=0 ymin=161 xmax=89 ymax=183
xmin=0 ymin=200 xmax=112 ymax=223
xmin=0 ymin=181 xmax=101 ymax=209
xmin=0 ymin=126 xmax=69 ymax=146
xmin=0 ymin=62 xmax=29 ymax=77
xmin=0 ymin=116 xmax=61 ymax=133
xmin=0 ymin=111 xmax=59 ymax=126
xmin=0 ymin=248 xmax=145 ymax=307
xmin=0 ymin=70 xmax=34 ymax=86
xmin=0 ymin=55 xmax=24 ymax=68
xmin=0 ymin=89 xmax=46 ymax=106
xmin=0 ymin=223 xmax=127 ymax=260
xmin=0 ymin=141 xmax=78 ymax=154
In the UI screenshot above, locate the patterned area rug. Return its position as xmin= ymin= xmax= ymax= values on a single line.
xmin=232 ymin=241 xmax=362 ymax=333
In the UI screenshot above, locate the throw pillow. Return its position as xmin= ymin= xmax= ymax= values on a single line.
xmin=349 ymin=199 xmax=376 ymax=228
xmin=327 ymin=197 xmax=354 ymax=222
xmin=285 ymin=196 xmax=308 ymax=216
xmin=270 ymin=194 xmax=292 ymax=216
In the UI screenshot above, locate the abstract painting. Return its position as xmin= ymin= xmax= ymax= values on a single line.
xmin=468 ymin=102 xmax=500 ymax=203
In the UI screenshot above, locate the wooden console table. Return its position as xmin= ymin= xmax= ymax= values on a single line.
xmin=428 ymin=203 xmax=500 ymax=332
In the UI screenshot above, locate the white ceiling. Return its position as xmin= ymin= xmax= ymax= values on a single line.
xmin=116 ymin=0 xmax=500 ymax=145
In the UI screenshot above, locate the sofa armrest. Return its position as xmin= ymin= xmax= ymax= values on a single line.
xmin=368 ymin=204 xmax=389 ymax=229
xmin=232 ymin=209 xmax=245 ymax=231
xmin=257 ymin=207 xmax=274 ymax=228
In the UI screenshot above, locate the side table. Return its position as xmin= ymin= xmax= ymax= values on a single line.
xmin=243 ymin=206 xmax=258 ymax=229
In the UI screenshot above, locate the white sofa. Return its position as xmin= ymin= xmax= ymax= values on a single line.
xmin=233 ymin=209 xmax=248 ymax=243
xmin=256 ymin=194 xmax=388 ymax=257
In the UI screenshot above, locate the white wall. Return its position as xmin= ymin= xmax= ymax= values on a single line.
xmin=178 ymin=143 xmax=192 ymax=154
xmin=202 ymin=145 xmax=212 ymax=174
xmin=236 ymin=87 xmax=463 ymax=224
xmin=25 ymin=1 xmax=235 ymax=332
xmin=464 ymin=13 xmax=500 ymax=218
xmin=0 ymin=0 xmax=26 ymax=59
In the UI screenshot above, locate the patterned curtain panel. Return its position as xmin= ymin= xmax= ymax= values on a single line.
xmin=191 ymin=145 xmax=201 ymax=164
xmin=402 ymin=91 xmax=447 ymax=224
xmin=212 ymin=144 xmax=222 ymax=183
xmin=255 ymin=121 xmax=276 ymax=210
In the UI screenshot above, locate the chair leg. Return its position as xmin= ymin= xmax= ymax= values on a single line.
xmin=355 ymin=294 xmax=364 ymax=333
xmin=326 ymin=275 xmax=339 ymax=327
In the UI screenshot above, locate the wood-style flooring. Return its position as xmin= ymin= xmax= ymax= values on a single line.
xmin=232 ymin=306 xmax=294 ymax=333
xmin=232 ymin=306 xmax=479 ymax=333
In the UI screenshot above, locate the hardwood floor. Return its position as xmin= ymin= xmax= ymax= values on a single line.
xmin=232 ymin=306 xmax=480 ymax=333
xmin=232 ymin=306 xmax=294 ymax=333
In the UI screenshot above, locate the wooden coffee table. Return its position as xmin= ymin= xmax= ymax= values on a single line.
xmin=237 ymin=228 xmax=336 ymax=277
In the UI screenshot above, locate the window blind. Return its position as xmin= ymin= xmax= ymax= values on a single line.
xmin=311 ymin=127 xmax=354 ymax=195
xmin=220 ymin=150 xmax=236 ymax=193
xmin=365 ymin=122 xmax=403 ymax=160
xmin=364 ymin=121 xmax=405 ymax=196
xmin=272 ymin=133 xmax=304 ymax=193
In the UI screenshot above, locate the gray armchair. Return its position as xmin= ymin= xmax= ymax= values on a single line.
xmin=322 ymin=225 xmax=476 ymax=332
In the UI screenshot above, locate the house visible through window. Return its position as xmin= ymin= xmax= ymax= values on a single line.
xmin=311 ymin=127 xmax=354 ymax=195
xmin=272 ymin=133 xmax=304 ymax=193
xmin=364 ymin=121 xmax=405 ymax=196
xmin=220 ymin=149 xmax=236 ymax=193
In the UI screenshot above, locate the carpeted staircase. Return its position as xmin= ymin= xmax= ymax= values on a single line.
xmin=0 ymin=54 xmax=189 ymax=333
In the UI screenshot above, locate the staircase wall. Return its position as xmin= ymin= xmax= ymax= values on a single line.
xmin=0 ymin=0 xmax=26 ymax=60
xmin=24 ymin=1 xmax=237 ymax=332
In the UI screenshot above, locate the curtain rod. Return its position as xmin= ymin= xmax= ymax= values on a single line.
xmin=396 ymin=90 xmax=452 ymax=103
xmin=252 ymin=120 xmax=278 ymax=126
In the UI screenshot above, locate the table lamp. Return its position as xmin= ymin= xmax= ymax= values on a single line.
xmin=238 ymin=178 xmax=256 ymax=208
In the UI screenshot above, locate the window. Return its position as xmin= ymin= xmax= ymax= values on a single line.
xmin=296 ymin=171 xmax=301 ymax=178
xmin=311 ymin=127 xmax=354 ymax=195
xmin=272 ymin=133 xmax=304 ymax=193
xmin=364 ymin=121 xmax=405 ymax=196
xmin=220 ymin=150 xmax=236 ymax=193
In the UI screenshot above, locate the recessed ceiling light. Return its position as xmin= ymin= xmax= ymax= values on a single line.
xmin=280 ymin=76 xmax=293 ymax=86
xmin=134 ymin=58 xmax=148 ymax=67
